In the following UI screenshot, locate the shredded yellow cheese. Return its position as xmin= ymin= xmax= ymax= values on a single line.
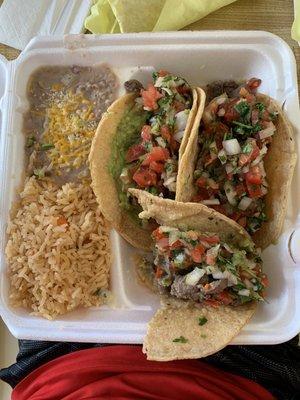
xmin=43 ymin=90 xmax=96 ymax=174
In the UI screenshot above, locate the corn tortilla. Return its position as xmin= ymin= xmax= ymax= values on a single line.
xmin=129 ymin=189 xmax=257 ymax=360
xmin=176 ymin=93 xmax=297 ymax=249
xmin=89 ymin=90 xmax=198 ymax=250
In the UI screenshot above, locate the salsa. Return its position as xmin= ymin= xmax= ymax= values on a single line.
xmin=193 ymin=78 xmax=278 ymax=234
xmin=120 ymin=71 xmax=193 ymax=200
xmin=151 ymin=226 xmax=268 ymax=306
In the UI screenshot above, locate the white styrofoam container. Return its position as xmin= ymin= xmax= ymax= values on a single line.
xmin=1 ymin=31 xmax=300 ymax=345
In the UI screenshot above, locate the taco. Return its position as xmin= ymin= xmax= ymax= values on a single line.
xmin=129 ymin=189 xmax=267 ymax=361
xmin=89 ymin=71 xmax=200 ymax=250
xmin=176 ymin=78 xmax=297 ymax=249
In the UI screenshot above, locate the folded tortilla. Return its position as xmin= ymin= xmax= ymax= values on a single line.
xmin=129 ymin=188 xmax=257 ymax=361
xmin=89 ymin=89 xmax=199 ymax=250
xmin=176 ymin=93 xmax=297 ymax=249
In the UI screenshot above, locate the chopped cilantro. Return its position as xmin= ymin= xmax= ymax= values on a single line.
xmin=198 ymin=316 xmax=208 ymax=326
xmin=255 ymin=102 xmax=265 ymax=113
xmin=26 ymin=136 xmax=36 ymax=148
xmin=242 ymin=142 xmax=252 ymax=154
xmin=269 ymin=111 xmax=278 ymax=121
xmin=33 ymin=169 xmax=45 ymax=179
xmin=173 ymin=336 xmax=188 ymax=343
xmin=152 ymin=72 xmax=159 ymax=81
xmin=234 ymin=101 xmax=250 ymax=119
xmin=148 ymin=187 xmax=158 ymax=195
xmin=40 ymin=143 xmax=54 ymax=151
xmin=232 ymin=121 xmax=253 ymax=130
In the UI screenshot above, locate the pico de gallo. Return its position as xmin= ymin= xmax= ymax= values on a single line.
xmin=151 ymin=226 xmax=268 ymax=306
xmin=120 ymin=71 xmax=193 ymax=199
xmin=193 ymin=78 xmax=278 ymax=234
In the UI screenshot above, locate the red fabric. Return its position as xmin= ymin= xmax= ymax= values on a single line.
xmin=12 ymin=345 xmax=275 ymax=400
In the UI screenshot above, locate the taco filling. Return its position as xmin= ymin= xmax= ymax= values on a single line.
xmin=149 ymin=226 xmax=268 ymax=307
xmin=120 ymin=71 xmax=193 ymax=199
xmin=192 ymin=78 xmax=278 ymax=234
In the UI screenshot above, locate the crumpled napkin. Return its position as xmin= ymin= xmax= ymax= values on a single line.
xmin=0 ymin=0 xmax=92 ymax=50
xmin=85 ymin=0 xmax=238 ymax=34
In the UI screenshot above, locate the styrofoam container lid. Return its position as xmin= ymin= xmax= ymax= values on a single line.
xmin=0 ymin=31 xmax=300 ymax=344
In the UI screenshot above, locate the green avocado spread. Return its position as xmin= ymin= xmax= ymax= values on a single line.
xmin=109 ymin=102 xmax=149 ymax=225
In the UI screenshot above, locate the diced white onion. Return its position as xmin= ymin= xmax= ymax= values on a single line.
xmin=164 ymin=176 xmax=176 ymax=186
xmin=160 ymin=226 xmax=178 ymax=233
xmin=201 ymin=199 xmax=220 ymax=205
xmin=223 ymin=243 xmax=234 ymax=253
xmin=173 ymin=130 xmax=185 ymax=142
xmin=238 ymin=289 xmax=250 ymax=296
xmin=258 ymin=161 xmax=266 ymax=178
xmin=215 ymin=94 xmax=228 ymax=105
xmin=222 ymin=270 xmax=238 ymax=285
xmin=212 ymin=271 xmax=224 ymax=279
xmin=261 ymin=186 xmax=268 ymax=196
xmin=218 ymin=149 xmax=227 ymax=164
xmin=175 ymin=110 xmax=189 ymax=131
xmin=242 ymin=165 xmax=249 ymax=173
xmin=224 ymin=181 xmax=237 ymax=206
xmin=154 ymin=76 xmax=164 ymax=87
xmin=162 ymin=87 xmax=173 ymax=96
xmin=185 ymin=267 xmax=205 ymax=286
xmin=238 ymin=196 xmax=252 ymax=211
xmin=225 ymin=163 xmax=234 ymax=174
xmin=217 ymin=108 xmax=225 ymax=117
xmin=223 ymin=139 xmax=242 ymax=155
xmin=258 ymin=126 xmax=275 ymax=140
xmin=156 ymin=136 xmax=167 ymax=148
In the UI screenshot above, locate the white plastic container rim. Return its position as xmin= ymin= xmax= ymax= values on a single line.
xmin=0 ymin=31 xmax=300 ymax=345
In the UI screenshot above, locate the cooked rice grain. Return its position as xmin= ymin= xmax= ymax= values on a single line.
xmin=6 ymin=177 xmax=111 ymax=320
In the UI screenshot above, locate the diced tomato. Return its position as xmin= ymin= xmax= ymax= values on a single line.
xmin=177 ymin=85 xmax=190 ymax=95
xmin=158 ymin=70 xmax=170 ymax=77
xmin=237 ymin=216 xmax=247 ymax=228
xmin=170 ymin=240 xmax=182 ymax=250
xmin=152 ymin=228 xmax=165 ymax=241
xmin=161 ymin=125 xmax=172 ymax=142
xmin=141 ymin=84 xmax=163 ymax=110
xmin=126 ymin=144 xmax=146 ymax=163
xmin=239 ymin=142 xmax=260 ymax=167
xmin=226 ymin=173 xmax=233 ymax=181
xmin=246 ymin=182 xmax=263 ymax=199
xmin=204 ymin=299 xmax=220 ymax=308
xmin=261 ymin=274 xmax=269 ymax=288
xmin=191 ymin=244 xmax=205 ymax=263
xmin=204 ymin=153 xmax=217 ymax=167
xmin=149 ymin=160 xmax=164 ymax=174
xmin=223 ymin=99 xmax=239 ymax=122
xmin=201 ymin=235 xmax=220 ymax=244
xmin=235 ymin=183 xmax=246 ymax=197
xmin=196 ymin=177 xmax=206 ymax=188
xmin=157 ymin=237 xmax=170 ymax=248
xmin=133 ymin=167 xmax=157 ymax=188
xmin=210 ymin=204 xmax=227 ymax=215
xmin=141 ymin=125 xmax=152 ymax=141
xmin=245 ymin=166 xmax=262 ymax=185
xmin=192 ymin=188 xmax=210 ymax=202
xmin=239 ymin=87 xmax=255 ymax=103
xmin=143 ymin=146 xmax=170 ymax=166
xmin=215 ymin=291 xmax=233 ymax=305
xmin=246 ymin=78 xmax=261 ymax=92
xmin=206 ymin=253 xmax=216 ymax=266
xmin=173 ymin=100 xmax=186 ymax=112
xmin=155 ymin=267 xmax=164 ymax=278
